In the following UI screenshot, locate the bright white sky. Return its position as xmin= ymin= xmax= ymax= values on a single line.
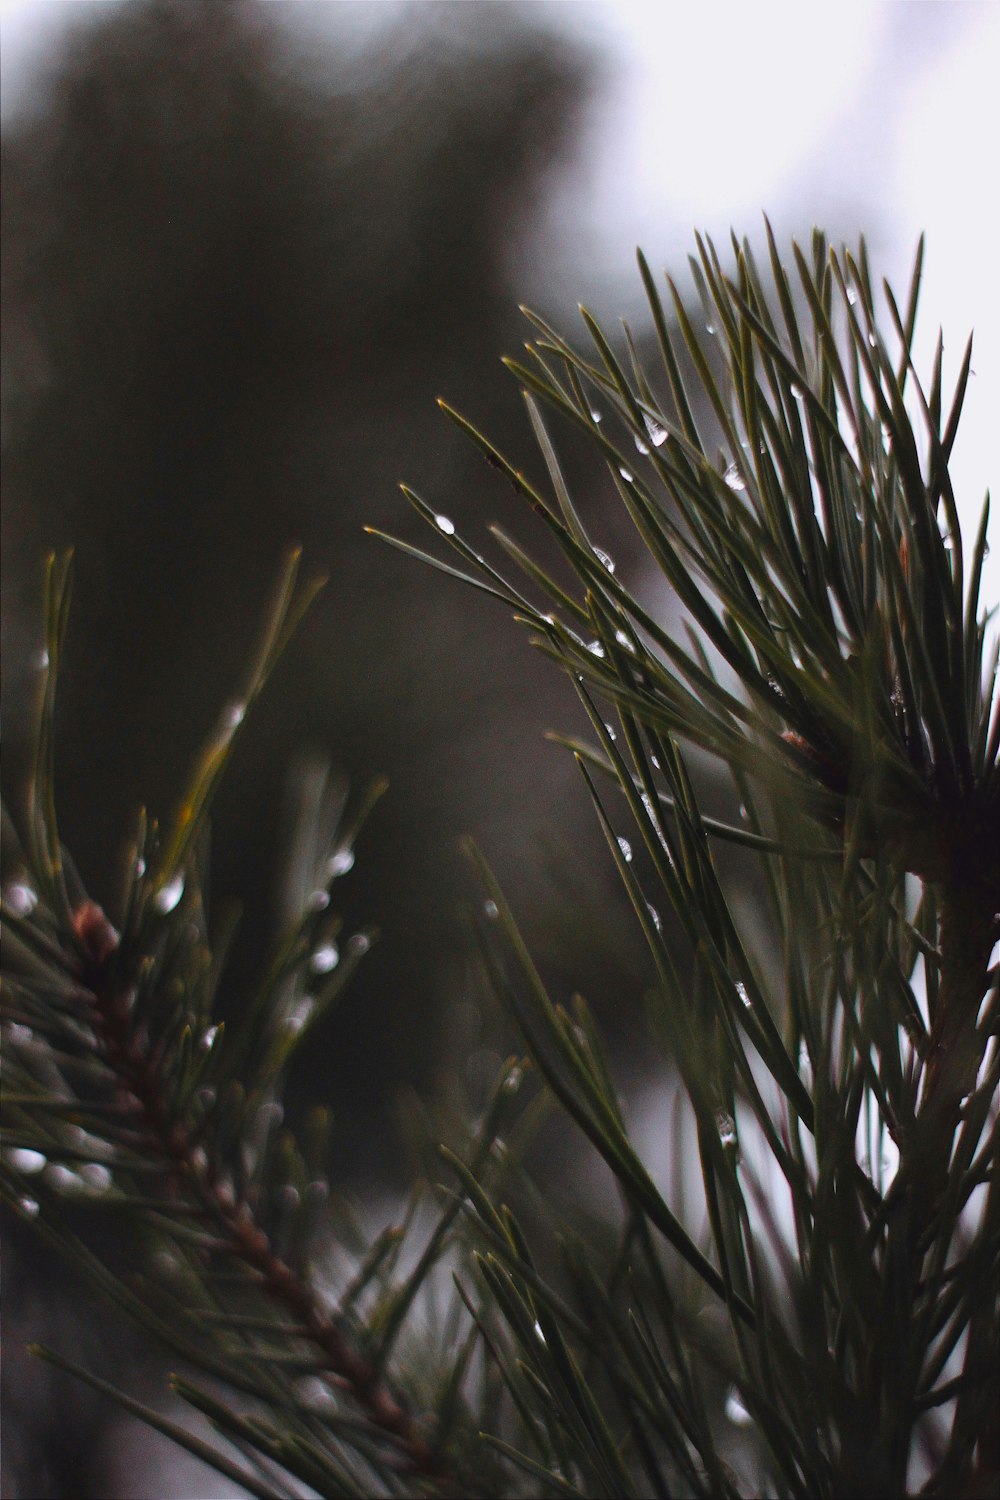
xmin=2 ymin=0 xmax=997 ymax=607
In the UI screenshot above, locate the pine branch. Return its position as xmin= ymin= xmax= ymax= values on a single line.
xmin=2 ymin=552 xmax=493 ymax=1497
xmin=387 ymin=226 xmax=999 ymax=1497
xmin=4 ymin=226 xmax=997 ymax=1499
xmin=68 ymin=900 xmax=443 ymax=1483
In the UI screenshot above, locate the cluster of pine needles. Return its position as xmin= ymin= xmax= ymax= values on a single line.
xmin=3 ymin=228 xmax=998 ymax=1498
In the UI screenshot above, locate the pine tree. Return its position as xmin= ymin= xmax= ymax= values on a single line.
xmin=3 ymin=228 xmax=998 ymax=1498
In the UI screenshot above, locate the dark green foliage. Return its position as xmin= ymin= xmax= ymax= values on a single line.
xmin=3 ymin=230 xmax=998 ymax=1498
xmin=2 ymin=554 xmax=507 ymax=1496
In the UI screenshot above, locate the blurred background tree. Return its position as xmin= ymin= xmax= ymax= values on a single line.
xmin=1 ymin=0 xmax=658 ymax=1191
xmin=0 ymin=4 xmax=643 ymax=1493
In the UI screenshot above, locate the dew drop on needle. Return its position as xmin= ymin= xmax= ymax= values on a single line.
xmin=155 ymin=872 xmax=185 ymax=914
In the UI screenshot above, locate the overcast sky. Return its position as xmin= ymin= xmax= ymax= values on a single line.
xmin=547 ymin=1 xmax=999 ymax=615
xmin=3 ymin=0 xmax=997 ymax=606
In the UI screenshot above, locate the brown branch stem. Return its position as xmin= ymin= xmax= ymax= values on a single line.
xmin=913 ymin=881 xmax=996 ymax=1224
xmin=73 ymin=904 xmax=452 ymax=1492
xmin=896 ymin=867 xmax=998 ymax=1497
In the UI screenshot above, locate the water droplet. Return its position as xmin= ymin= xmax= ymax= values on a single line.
xmin=614 ymin=629 xmax=633 ymax=650
xmin=717 ymin=1110 xmax=738 ymax=1151
xmin=587 ymin=639 xmax=606 ymax=658
xmin=790 ymin=381 xmax=806 ymax=402
xmin=590 ymin=408 xmax=603 ymax=424
xmin=32 ymin=649 xmax=50 ymax=671
xmin=940 ymin=531 xmax=954 ymax=552
xmin=200 ymin=1025 xmax=220 ymax=1051
xmin=725 ymin=1386 xmax=752 ymax=1426
xmin=503 ymin=1064 xmax=524 ymax=1093
xmin=484 ymin=899 xmax=499 ymax=920
xmin=296 ymin=1374 xmax=337 ymax=1411
xmin=618 ymin=466 xmax=634 ymax=482
xmin=286 ymin=997 xmax=316 ymax=1035
xmin=4 ymin=882 xmax=37 ymax=916
xmin=603 ymin=723 xmax=617 ymax=741
xmin=634 ymin=434 xmax=650 ymax=456
xmin=8 ymin=1147 xmax=46 ymax=1174
xmin=846 ymin=287 xmax=858 ymax=306
xmin=46 ymin=1163 xmax=84 ymax=1192
xmin=308 ymin=889 xmax=330 ymax=912
xmin=533 ymin=1320 xmax=547 ymax=1345
xmin=222 ymin=702 xmax=245 ymax=732
xmin=310 ymin=943 xmax=340 ymax=975
xmin=647 ymin=903 xmax=663 ymax=933
xmin=18 ymin=1197 xmax=40 ymax=1218
xmin=327 ymin=848 xmax=355 ymax=878
xmin=214 ymin=1177 xmax=236 ymax=1210
xmin=867 ymin=331 xmax=877 ymax=348
xmin=617 ymin=836 xmax=633 ymax=863
xmin=723 ymin=462 xmax=746 ymax=492
xmin=645 ymin=417 xmax=668 ymax=448
xmin=80 ymin=1162 xmax=113 ymax=1192
xmin=155 ymin=872 xmax=185 ymax=914
xmin=641 ymin=795 xmax=670 ymax=853
xmin=983 ymin=540 xmax=991 ymax=558
xmin=650 ymin=755 xmax=660 ymax=770
xmin=7 ymin=1022 xmax=33 ymax=1045
xmin=434 ymin=514 xmax=456 ymax=536
xmin=706 ymin=322 xmax=717 ymax=336
xmin=735 ymin=982 xmax=752 ymax=1010
xmin=349 ymin=932 xmax=372 ymax=957
xmin=134 ymin=856 xmax=147 ymax=877
xmin=594 ymin=547 xmax=616 ymax=574
xmin=151 ymin=1247 xmax=183 ymax=1280
xmin=738 ymin=804 xmax=749 ymax=821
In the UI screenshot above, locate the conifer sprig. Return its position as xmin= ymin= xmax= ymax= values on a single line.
xmin=3 ymin=228 xmax=997 ymax=1498
xmin=1 ymin=554 xmax=499 ymax=1497
xmin=389 ymin=227 xmax=999 ymax=1497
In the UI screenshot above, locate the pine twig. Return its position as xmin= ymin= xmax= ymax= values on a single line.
xmin=69 ymin=897 xmax=451 ymax=1490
